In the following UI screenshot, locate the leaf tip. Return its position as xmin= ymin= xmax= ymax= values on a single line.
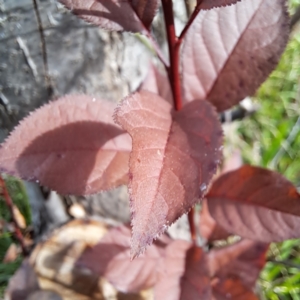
xmin=130 ymin=231 xmax=151 ymax=260
xmin=130 ymin=241 xmax=144 ymax=261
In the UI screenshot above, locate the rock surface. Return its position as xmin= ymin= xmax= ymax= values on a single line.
xmin=0 ymin=0 xmax=150 ymax=141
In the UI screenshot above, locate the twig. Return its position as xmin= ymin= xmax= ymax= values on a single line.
xmin=16 ymin=37 xmax=38 ymax=79
xmin=32 ymin=0 xmax=53 ymax=96
xmin=268 ymin=258 xmax=300 ymax=270
xmin=0 ymin=175 xmax=28 ymax=256
xmin=188 ymin=207 xmax=197 ymax=244
xmin=162 ymin=0 xmax=183 ymax=110
xmin=0 ymin=92 xmax=12 ymax=114
xmin=143 ymin=30 xmax=169 ymax=68
xmin=179 ymin=1 xmax=202 ymax=42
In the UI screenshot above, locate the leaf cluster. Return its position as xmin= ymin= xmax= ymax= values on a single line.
xmin=0 ymin=0 xmax=298 ymax=299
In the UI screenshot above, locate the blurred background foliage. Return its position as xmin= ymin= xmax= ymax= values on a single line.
xmin=260 ymin=240 xmax=300 ymax=300
xmin=237 ymin=0 xmax=300 ymax=189
xmin=0 ymin=0 xmax=300 ymax=299
xmin=0 ymin=176 xmax=31 ymax=297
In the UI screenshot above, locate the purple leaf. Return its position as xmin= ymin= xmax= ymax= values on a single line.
xmin=115 ymin=91 xmax=223 ymax=257
xmin=60 ymin=0 xmax=159 ymax=32
xmin=207 ymin=166 xmax=300 ymax=242
xmin=182 ymin=0 xmax=289 ymax=111
xmin=77 ymin=225 xmax=167 ymax=293
xmin=0 ymin=95 xmax=131 ymax=195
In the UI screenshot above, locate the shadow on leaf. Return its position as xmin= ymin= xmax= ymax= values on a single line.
xmin=16 ymin=121 xmax=129 ymax=195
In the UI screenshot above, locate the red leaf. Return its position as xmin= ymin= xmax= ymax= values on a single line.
xmin=60 ymin=0 xmax=158 ymax=33
xmin=199 ymin=151 xmax=242 ymax=242
xmin=180 ymin=246 xmax=211 ymax=300
xmin=154 ymin=240 xmax=192 ymax=300
xmin=212 ymin=278 xmax=259 ymax=300
xmin=140 ymin=65 xmax=173 ymax=105
xmin=77 ymin=225 xmax=167 ymax=293
xmin=207 ymin=165 xmax=300 ymax=242
xmin=155 ymin=243 xmax=211 ymax=300
xmin=208 ymin=239 xmax=269 ymax=289
xmin=182 ymin=0 xmax=289 ymax=111
xmin=199 ymin=199 xmax=230 ymax=242
xmin=0 ymin=95 xmax=131 ymax=195
xmin=115 ymin=91 xmax=223 ymax=257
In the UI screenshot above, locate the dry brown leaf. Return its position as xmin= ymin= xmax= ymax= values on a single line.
xmin=12 ymin=205 xmax=26 ymax=229
xmin=27 ymin=290 xmax=62 ymax=300
xmin=29 ymin=219 xmax=152 ymax=300
xmin=3 ymin=243 xmax=18 ymax=263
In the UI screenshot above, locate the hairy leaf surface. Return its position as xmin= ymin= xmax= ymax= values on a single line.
xmin=182 ymin=0 xmax=289 ymax=111
xmin=199 ymin=0 xmax=241 ymax=10
xmin=209 ymin=239 xmax=269 ymax=288
xmin=60 ymin=0 xmax=158 ymax=32
xmin=207 ymin=166 xmax=300 ymax=242
xmin=0 ymin=95 xmax=131 ymax=195
xmin=115 ymin=91 xmax=223 ymax=257
xmin=77 ymin=225 xmax=166 ymax=292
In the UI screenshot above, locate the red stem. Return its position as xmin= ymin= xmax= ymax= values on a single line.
xmin=188 ymin=208 xmax=196 ymax=244
xmin=162 ymin=0 xmax=203 ymax=242
xmin=179 ymin=2 xmax=202 ymax=42
xmin=161 ymin=0 xmax=182 ymax=111
xmin=144 ymin=30 xmax=169 ymax=68
xmin=161 ymin=0 xmax=203 ymax=111
xmin=0 ymin=175 xmax=28 ymax=256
